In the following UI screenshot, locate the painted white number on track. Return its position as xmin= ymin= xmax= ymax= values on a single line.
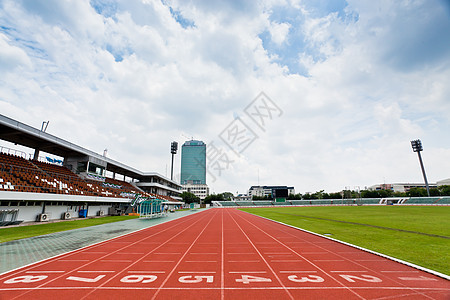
xmin=288 ymin=275 xmax=324 ymax=283
xmin=236 ymin=275 xmax=272 ymax=284
xmin=67 ymin=275 xmax=106 ymax=283
xmin=178 ymin=276 xmax=214 ymax=283
xmin=121 ymin=275 xmax=157 ymax=283
xmin=339 ymin=275 xmax=382 ymax=283
xmin=4 ymin=275 xmax=48 ymax=284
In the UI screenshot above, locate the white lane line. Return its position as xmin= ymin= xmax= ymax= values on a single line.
xmin=127 ymin=271 xmax=165 ymax=273
xmin=0 ymin=210 xmax=198 ymax=299
xmin=190 ymin=253 xmax=218 ymax=255
xmin=380 ymin=271 xmax=420 ymax=273
xmin=117 ymin=253 xmax=145 ymax=255
xmin=257 ymin=216 xmax=444 ymax=299
xmin=279 ymin=271 xmax=317 ymax=273
xmin=77 ymin=271 xmax=115 ymax=273
xmin=178 ymin=271 xmax=217 ymax=274
xmin=329 ymin=271 xmax=368 ymax=273
xmin=313 ymin=260 xmax=345 ymax=262
xmin=154 ymin=253 xmax=181 ymax=255
xmin=185 ymin=261 xmax=217 ymax=263
xmin=2 ymin=286 xmax=449 ymax=291
xmin=228 ymin=271 xmax=267 ymax=274
xmin=25 ymin=271 xmax=65 ymax=273
xmin=143 ymin=261 xmax=175 ymax=263
xmin=83 ymin=252 xmax=108 ymax=254
xmin=264 ymin=253 xmax=292 ymax=255
xmin=227 ymin=253 xmax=256 ymax=255
xmin=235 ymin=211 xmax=365 ymax=300
xmin=100 ymin=260 xmax=133 ymax=263
xmin=228 ymin=210 xmax=295 ymax=300
xmin=355 ymin=259 xmax=385 ymax=262
xmin=228 ymin=260 xmax=260 ymax=263
xmin=58 ymin=260 xmax=90 ymax=262
xmin=270 ymin=260 xmax=302 ymax=263
xmin=150 ymin=209 xmax=218 ymax=300
xmin=221 ymin=209 xmax=224 ymax=300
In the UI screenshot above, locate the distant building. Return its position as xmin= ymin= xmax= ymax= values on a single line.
xmin=232 ymin=194 xmax=252 ymax=201
xmin=182 ymin=183 xmax=209 ymax=200
xmin=180 ymin=140 xmax=206 ymax=185
xmin=180 ymin=140 xmax=208 ymax=200
xmin=248 ymin=186 xmax=295 ymax=199
xmin=368 ymin=183 xmax=438 ymax=193
xmin=437 ymin=178 xmax=450 ymax=186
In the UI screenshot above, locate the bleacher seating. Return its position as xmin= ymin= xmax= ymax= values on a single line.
xmin=0 ymin=152 xmax=153 ymax=199
xmin=404 ymin=197 xmax=441 ymax=205
xmin=218 ymin=201 xmax=238 ymax=207
xmin=235 ymin=201 xmax=253 ymax=206
xmin=273 ymin=201 xmax=291 ymax=206
xmin=253 ymin=201 xmax=273 ymax=206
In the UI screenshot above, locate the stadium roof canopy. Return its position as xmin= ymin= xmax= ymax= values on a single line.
xmin=0 ymin=114 xmax=177 ymax=185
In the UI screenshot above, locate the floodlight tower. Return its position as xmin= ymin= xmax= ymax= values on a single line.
xmin=170 ymin=141 xmax=178 ymax=181
xmin=410 ymin=139 xmax=430 ymax=197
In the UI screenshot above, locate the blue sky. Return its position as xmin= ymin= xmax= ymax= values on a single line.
xmin=1 ymin=0 xmax=449 ymax=194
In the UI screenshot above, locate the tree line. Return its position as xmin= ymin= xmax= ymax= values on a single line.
xmin=180 ymin=186 xmax=450 ymax=203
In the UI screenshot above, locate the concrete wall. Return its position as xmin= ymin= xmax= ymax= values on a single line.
xmin=0 ymin=191 xmax=130 ymax=222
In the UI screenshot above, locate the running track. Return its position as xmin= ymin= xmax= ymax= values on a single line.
xmin=0 ymin=208 xmax=448 ymax=299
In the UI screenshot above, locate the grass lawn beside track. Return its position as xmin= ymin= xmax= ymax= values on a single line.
xmin=0 ymin=215 xmax=139 ymax=243
xmin=240 ymin=206 xmax=450 ymax=275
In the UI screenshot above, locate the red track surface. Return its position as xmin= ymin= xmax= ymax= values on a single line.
xmin=0 ymin=208 xmax=448 ymax=299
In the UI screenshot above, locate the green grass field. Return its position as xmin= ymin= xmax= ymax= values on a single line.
xmin=0 ymin=215 xmax=139 ymax=243
xmin=239 ymin=206 xmax=450 ymax=275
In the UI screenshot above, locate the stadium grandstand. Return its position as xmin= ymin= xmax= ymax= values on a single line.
xmin=0 ymin=114 xmax=183 ymax=225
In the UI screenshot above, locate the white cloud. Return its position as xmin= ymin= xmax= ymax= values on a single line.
xmin=0 ymin=33 xmax=31 ymax=70
xmin=0 ymin=0 xmax=449 ymax=195
xmin=269 ymin=21 xmax=291 ymax=45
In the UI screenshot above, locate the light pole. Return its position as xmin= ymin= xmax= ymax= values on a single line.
xmin=410 ymin=139 xmax=430 ymax=197
xmin=170 ymin=141 xmax=178 ymax=181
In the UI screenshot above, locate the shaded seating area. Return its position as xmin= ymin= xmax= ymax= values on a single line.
xmin=0 ymin=152 xmax=148 ymax=198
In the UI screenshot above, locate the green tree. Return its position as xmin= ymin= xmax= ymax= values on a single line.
xmin=438 ymin=185 xmax=450 ymax=196
xmin=407 ymin=187 xmax=428 ymax=197
xmin=204 ymin=194 xmax=224 ymax=204
xmin=221 ymin=192 xmax=234 ymax=201
xmin=180 ymin=192 xmax=200 ymax=204
xmin=287 ymin=193 xmax=302 ymax=200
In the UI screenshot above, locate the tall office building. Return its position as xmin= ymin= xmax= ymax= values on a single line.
xmin=180 ymin=140 xmax=206 ymax=185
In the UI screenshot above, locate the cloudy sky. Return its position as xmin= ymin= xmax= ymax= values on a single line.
xmin=1 ymin=0 xmax=449 ymax=195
